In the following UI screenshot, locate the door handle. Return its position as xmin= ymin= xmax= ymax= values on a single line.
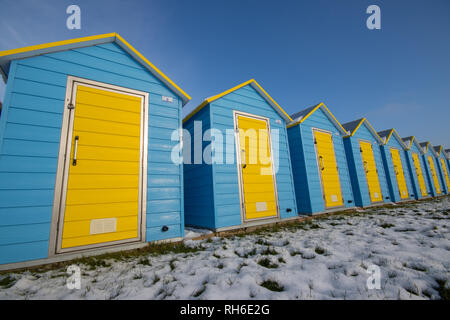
xmin=319 ymin=156 xmax=325 ymax=171
xmin=72 ymin=136 xmax=79 ymax=166
xmin=394 ymin=165 xmax=398 ymax=175
xmin=241 ymin=149 xmax=246 ymax=169
xmin=363 ymin=161 xmax=369 ymax=173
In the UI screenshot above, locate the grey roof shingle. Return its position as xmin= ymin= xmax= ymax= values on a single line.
xmin=290 ymin=104 xmax=320 ymax=122
xmin=341 ymin=118 xmax=364 ymax=133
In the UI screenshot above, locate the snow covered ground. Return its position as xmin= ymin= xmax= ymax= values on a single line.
xmin=0 ymin=197 xmax=449 ymax=300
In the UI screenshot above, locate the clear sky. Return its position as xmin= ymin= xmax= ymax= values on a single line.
xmin=1 ymin=0 xmax=449 ymax=146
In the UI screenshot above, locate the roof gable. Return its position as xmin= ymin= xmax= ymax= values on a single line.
xmin=403 ymin=136 xmax=424 ymax=154
xmin=342 ymin=118 xmax=384 ymax=144
xmin=433 ymin=145 xmax=443 ymax=156
xmin=183 ymin=79 xmax=292 ymax=123
xmin=0 ymin=33 xmax=191 ymax=105
xmin=287 ymin=103 xmax=347 ymax=135
xmin=377 ymin=128 xmax=408 ymax=149
xmin=420 ymin=141 xmax=438 ymax=157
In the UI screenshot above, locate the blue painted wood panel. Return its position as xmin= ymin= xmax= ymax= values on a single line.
xmin=183 ymin=104 xmax=216 ymax=229
xmin=0 ymin=42 xmax=184 ymax=265
xmin=343 ymin=123 xmax=390 ymax=207
xmin=435 ymin=153 xmax=449 ymax=194
xmin=421 ymin=147 xmax=440 ymax=197
xmin=182 ymin=84 xmax=298 ymax=230
xmin=404 ymin=142 xmax=431 ymax=199
xmin=379 ymin=135 xmax=414 ymax=202
xmin=210 ymin=85 xmax=298 ymax=228
xmin=287 ymin=108 xmax=355 ymax=214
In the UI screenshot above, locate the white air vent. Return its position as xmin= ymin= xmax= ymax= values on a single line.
xmin=162 ymin=96 xmax=174 ymax=103
xmin=331 ymin=195 xmax=338 ymax=202
xmin=255 ymin=202 xmax=268 ymax=212
xmin=90 ymin=218 xmax=117 ymax=235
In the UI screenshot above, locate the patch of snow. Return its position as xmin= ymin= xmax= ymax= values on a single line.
xmin=184 ymin=227 xmax=213 ymax=239
xmin=0 ymin=197 xmax=449 ymax=300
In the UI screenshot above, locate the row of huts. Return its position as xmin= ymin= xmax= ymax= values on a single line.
xmin=0 ymin=34 xmax=449 ymax=268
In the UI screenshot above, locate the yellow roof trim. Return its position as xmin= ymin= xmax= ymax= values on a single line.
xmin=0 ymin=33 xmax=191 ymax=104
xmin=0 ymin=33 xmax=116 ymax=57
xmin=406 ymin=136 xmax=415 ymax=150
xmin=343 ymin=118 xmax=384 ymax=145
xmin=114 ymin=34 xmax=191 ymax=102
xmin=183 ymin=79 xmax=292 ymax=124
xmin=343 ymin=118 xmax=366 ymax=138
xmin=287 ymin=103 xmax=347 ymax=135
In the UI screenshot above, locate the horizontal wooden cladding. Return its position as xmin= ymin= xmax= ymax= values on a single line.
xmin=73 ymin=144 xmax=140 ymax=162
xmin=67 ymin=174 xmax=139 ymax=189
xmin=63 ymin=215 xmax=138 ymax=238
xmin=75 ymin=103 xmax=141 ymax=125
xmin=65 ymin=188 xmax=139 ymax=205
xmin=73 ymin=131 xmax=140 ymax=149
xmin=0 ymin=223 xmax=50 ymax=246
xmin=67 ymin=159 xmax=139 ymax=174
xmin=62 ymin=229 xmax=138 ymax=249
xmin=73 ymin=116 xmax=140 ymax=137
xmin=64 ymin=201 xmax=138 ymax=221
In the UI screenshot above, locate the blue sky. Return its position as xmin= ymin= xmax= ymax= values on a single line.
xmin=1 ymin=0 xmax=449 ymax=146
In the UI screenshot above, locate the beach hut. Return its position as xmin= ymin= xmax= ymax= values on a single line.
xmin=420 ymin=142 xmax=443 ymax=197
xmin=446 ymin=149 xmax=450 ymax=170
xmin=377 ymin=129 xmax=414 ymax=202
xmin=342 ymin=118 xmax=390 ymax=207
xmin=402 ymin=136 xmax=432 ymax=199
xmin=433 ymin=146 xmax=450 ymax=194
xmin=287 ymin=103 xmax=355 ymax=214
xmin=183 ymin=79 xmax=298 ymax=231
xmin=0 ymin=34 xmax=190 ymax=268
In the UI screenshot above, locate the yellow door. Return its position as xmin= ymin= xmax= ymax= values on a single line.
xmin=428 ymin=156 xmax=441 ymax=194
xmin=359 ymin=141 xmax=382 ymax=202
xmin=390 ymin=148 xmax=409 ymax=199
xmin=60 ymin=84 xmax=144 ymax=249
xmin=314 ymin=130 xmax=343 ymax=208
xmin=440 ymin=158 xmax=450 ymax=190
xmin=237 ymin=115 xmax=277 ymax=220
xmin=412 ymin=153 xmax=427 ymax=197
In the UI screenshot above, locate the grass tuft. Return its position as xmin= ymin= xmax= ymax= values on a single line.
xmin=260 ymin=279 xmax=284 ymax=292
xmin=257 ymin=258 xmax=278 ymax=269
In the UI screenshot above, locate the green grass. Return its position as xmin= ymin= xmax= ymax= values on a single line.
xmin=260 ymin=280 xmax=284 ymax=292
xmin=435 ymin=279 xmax=450 ymax=300
xmin=137 ymin=257 xmax=151 ymax=266
xmin=0 ymin=275 xmax=16 ymax=288
xmin=257 ymin=258 xmax=278 ymax=269
xmin=314 ymin=246 xmax=326 ymax=255
xmin=380 ymin=222 xmax=395 ymax=228
xmin=260 ymin=247 xmax=278 ymax=255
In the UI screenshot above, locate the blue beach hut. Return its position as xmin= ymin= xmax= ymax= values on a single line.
xmin=433 ymin=146 xmax=450 ymax=194
xmin=0 ymin=34 xmax=190 ymax=268
xmin=445 ymin=149 xmax=450 ymax=170
xmin=342 ymin=118 xmax=390 ymax=207
xmin=286 ymin=103 xmax=355 ymax=215
xmin=182 ymin=79 xmax=298 ymax=231
xmin=377 ymin=129 xmax=414 ymax=202
xmin=420 ymin=142 xmax=443 ymax=197
xmin=402 ymin=136 xmax=432 ymax=199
